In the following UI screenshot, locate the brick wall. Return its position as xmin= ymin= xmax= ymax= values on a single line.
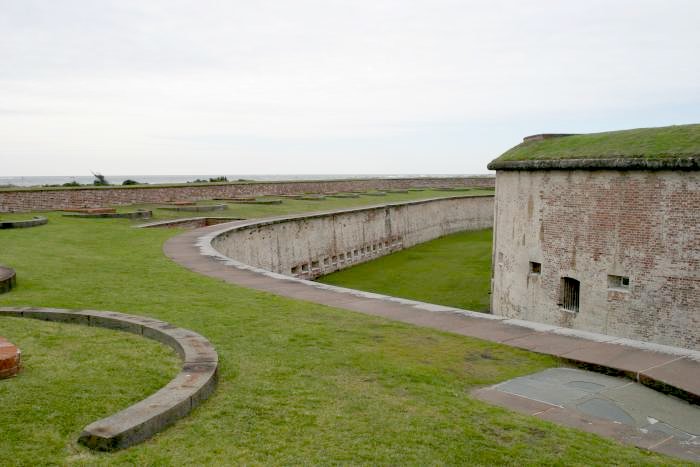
xmin=491 ymin=169 xmax=700 ymax=350
xmin=0 ymin=177 xmax=494 ymax=213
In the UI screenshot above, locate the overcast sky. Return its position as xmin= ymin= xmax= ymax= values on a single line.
xmin=1 ymin=0 xmax=699 ymax=176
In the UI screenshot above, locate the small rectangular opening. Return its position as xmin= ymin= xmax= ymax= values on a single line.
xmin=559 ymin=277 xmax=580 ymax=313
xmin=301 ymin=263 xmax=309 ymax=272
xmin=353 ymin=249 xmax=358 ymax=257
xmin=331 ymin=255 xmax=338 ymax=264
xmin=529 ymin=261 xmax=541 ymax=275
xmin=384 ymin=241 xmax=389 ymax=248
xmin=346 ymin=251 xmax=353 ymax=260
xmin=339 ymin=253 xmax=345 ymax=261
xmin=311 ymin=260 xmax=319 ymax=269
xmin=291 ymin=266 xmax=300 ymax=275
xmin=323 ymin=258 xmax=330 ymax=266
xmin=608 ymin=275 xmax=630 ymax=290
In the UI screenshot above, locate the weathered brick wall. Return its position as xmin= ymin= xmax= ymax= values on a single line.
xmin=491 ymin=169 xmax=700 ymax=350
xmin=213 ymin=195 xmax=494 ymax=281
xmin=0 ymin=177 xmax=494 ymax=213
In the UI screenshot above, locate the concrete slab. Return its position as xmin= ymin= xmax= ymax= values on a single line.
xmin=478 ymin=368 xmax=700 ymax=462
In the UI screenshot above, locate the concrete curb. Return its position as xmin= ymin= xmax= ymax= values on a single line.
xmin=136 ymin=217 xmax=244 ymax=229
xmin=0 ymin=216 xmax=48 ymax=229
xmin=63 ymin=210 xmax=152 ymax=219
xmin=159 ymin=204 xmax=228 ymax=212
xmin=0 ymin=306 xmax=218 ymax=451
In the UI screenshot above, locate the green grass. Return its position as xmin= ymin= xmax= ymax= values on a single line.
xmin=494 ymin=123 xmax=700 ymax=161
xmin=0 ymin=196 xmax=679 ymax=465
xmin=319 ymin=229 xmax=493 ymax=312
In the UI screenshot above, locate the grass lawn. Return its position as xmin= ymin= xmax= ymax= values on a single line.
xmin=319 ymin=229 xmax=493 ymax=312
xmin=0 ymin=192 xmax=678 ymax=465
xmin=494 ymin=123 xmax=700 ymax=162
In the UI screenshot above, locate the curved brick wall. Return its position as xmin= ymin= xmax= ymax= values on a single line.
xmin=491 ymin=169 xmax=700 ymax=350
xmin=211 ymin=195 xmax=494 ymax=280
xmin=0 ymin=177 xmax=494 ymax=213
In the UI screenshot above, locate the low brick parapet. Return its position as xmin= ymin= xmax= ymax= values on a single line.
xmin=0 ymin=336 xmax=21 ymax=379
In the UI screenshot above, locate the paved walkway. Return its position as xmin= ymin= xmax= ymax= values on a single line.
xmin=164 ymin=216 xmax=700 ymax=408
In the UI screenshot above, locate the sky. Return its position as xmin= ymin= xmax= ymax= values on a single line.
xmin=1 ymin=0 xmax=699 ymax=176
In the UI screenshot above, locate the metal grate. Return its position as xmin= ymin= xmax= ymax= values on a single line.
xmin=560 ymin=277 xmax=580 ymax=312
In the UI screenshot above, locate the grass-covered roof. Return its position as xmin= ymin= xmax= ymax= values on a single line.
xmin=488 ymin=124 xmax=700 ymax=170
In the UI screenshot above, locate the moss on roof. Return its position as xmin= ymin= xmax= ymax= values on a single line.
xmin=488 ymin=124 xmax=700 ymax=170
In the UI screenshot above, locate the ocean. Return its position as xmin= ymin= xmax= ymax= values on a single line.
xmin=0 ymin=174 xmax=489 ymax=188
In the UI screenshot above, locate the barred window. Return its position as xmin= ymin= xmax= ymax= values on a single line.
xmin=559 ymin=277 xmax=580 ymax=312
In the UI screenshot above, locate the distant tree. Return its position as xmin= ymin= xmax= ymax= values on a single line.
xmin=121 ymin=179 xmax=140 ymax=185
xmin=62 ymin=181 xmax=81 ymax=187
xmin=208 ymin=176 xmax=228 ymax=182
xmin=92 ymin=172 xmax=110 ymax=186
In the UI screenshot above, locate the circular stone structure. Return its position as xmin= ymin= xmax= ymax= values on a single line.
xmin=63 ymin=209 xmax=152 ymax=219
xmin=0 ymin=216 xmax=48 ymax=229
xmin=159 ymin=203 xmax=228 ymax=212
xmin=0 ymin=306 xmax=218 ymax=451
xmin=0 ymin=336 xmax=20 ymax=379
xmin=0 ymin=266 xmax=16 ymax=294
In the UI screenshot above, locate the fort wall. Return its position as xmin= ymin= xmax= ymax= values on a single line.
xmin=491 ymin=169 xmax=700 ymax=350
xmin=0 ymin=177 xmax=493 ymax=213
xmin=211 ymin=195 xmax=494 ymax=280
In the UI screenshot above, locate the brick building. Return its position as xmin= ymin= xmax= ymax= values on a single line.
xmin=487 ymin=124 xmax=699 ymax=350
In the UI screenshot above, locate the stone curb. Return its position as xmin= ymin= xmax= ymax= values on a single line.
xmin=0 ymin=216 xmax=48 ymax=229
xmin=159 ymin=204 xmax=228 ymax=212
xmin=136 ymin=217 xmax=245 ymax=229
xmin=62 ymin=210 xmax=153 ymax=219
xmin=0 ymin=266 xmax=16 ymax=294
xmin=0 ymin=306 xmax=218 ymax=451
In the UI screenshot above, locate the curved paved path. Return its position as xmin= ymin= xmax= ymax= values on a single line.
xmin=165 ymin=211 xmax=700 ymax=407
xmin=0 ymin=307 xmax=218 ymax=451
